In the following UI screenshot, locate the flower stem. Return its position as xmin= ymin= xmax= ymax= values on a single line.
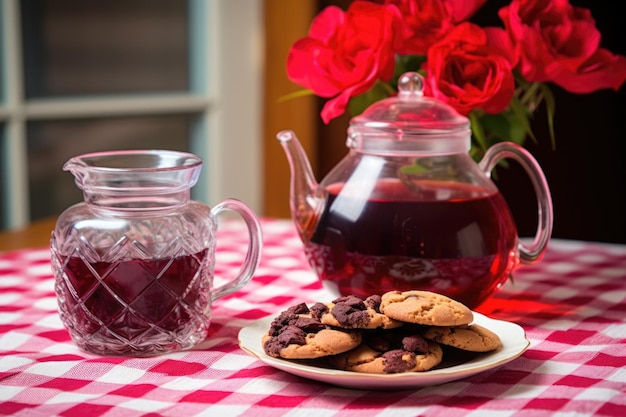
xmin=520 ymin=82 xmax=541 ymax=108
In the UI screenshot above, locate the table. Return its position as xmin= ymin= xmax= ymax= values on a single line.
xmin=1 ymin=219 xmax=625 ymax=416
xmin=0 ymin=218 xmax=56 ymax=253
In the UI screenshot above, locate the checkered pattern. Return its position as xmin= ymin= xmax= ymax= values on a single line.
xmin=1 ymin=219 xmax=625 ymax=417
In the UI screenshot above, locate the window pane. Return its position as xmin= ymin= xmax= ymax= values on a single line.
xmin=21 ymin=0 xmax=189 ymax=98
xmin=27 ymin=115 xmax=192 ymax=221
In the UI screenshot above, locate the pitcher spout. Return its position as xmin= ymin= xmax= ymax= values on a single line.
xmin=277 ymin=130 xmax=323 ymax=241
xmin=63 ymin=156 xmax=90 ymax=190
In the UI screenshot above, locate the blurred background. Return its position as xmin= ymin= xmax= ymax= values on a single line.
xmin=1 ymin=0 xmax=263 ymax=230
xmin=1 ymin=0 xmax=624 ymax=243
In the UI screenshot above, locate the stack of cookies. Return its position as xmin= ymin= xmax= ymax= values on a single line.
xmin=262 ymin=290 xmax=502 ymax=374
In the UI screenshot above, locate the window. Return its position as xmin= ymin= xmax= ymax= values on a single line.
xmin=0 ymin=0 xmax=262 ymax=229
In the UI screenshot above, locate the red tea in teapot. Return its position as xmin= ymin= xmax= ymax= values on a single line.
xmin=279 ymin=74 xmax=552 ymax=309
xmin=303 ymin=179 xmax=518 ymax=308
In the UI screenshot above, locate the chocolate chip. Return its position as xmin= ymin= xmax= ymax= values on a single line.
xmin=278 ymin=325 xmax=307 ymax=345
xmin=364 ymin=294 xmax=382 ymax=312
xmin=382 ymin=350 xmax=416 ymax=373
xmin=328 ymin=295 xmax=372 ymax=328
xmin=402 ymin=335 xmax=428 ymax=354
xmin=366 ymin=335 xmax=391 ymax=352
xmin=309 ymin=302 xmax=329 ymax=320
xmin=268 ymin=312 xmax=299 ymax=336
xmin=264 ymin=325 xmax=308 ymax=357
xmin=332 ymin=295 xmax=366 ymax=309
xmin=332 ymin=303 xmax=370 ymax=328
xmin=294 ymin=316 xmax=325 ymax=333
xmin=287 ymin=303 xmax=310 ymax=315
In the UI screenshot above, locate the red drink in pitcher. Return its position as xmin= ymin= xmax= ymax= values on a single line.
xmin=56 ymin=250 xmax=211 ymax=355
xmin=52 ymin=149 xmax=263 ymax=356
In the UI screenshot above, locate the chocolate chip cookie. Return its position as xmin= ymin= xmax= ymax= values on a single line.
xmin=260 ymin=291 xmax=501 ymax=375
xmin=329 ymin=330 xmax=443 ymax=374
xmin=262 ymin=303 xmax=362 ymax=359
xmin=422 ymin=323 xmax=502 ymax=352
xmin=310 ymin=294 xmax=403 ymax=330
xmin=380 ymin=290 xmax=474 ymax=326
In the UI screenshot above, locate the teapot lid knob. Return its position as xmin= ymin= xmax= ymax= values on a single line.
xmin=398 ymin=72 xmax=424 ymax=99
xmin=349 ymin=71 xmax=469 ymax=134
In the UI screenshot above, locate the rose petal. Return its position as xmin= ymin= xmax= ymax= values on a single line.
xmin=554 ymin=48 xmax=626 ymax=93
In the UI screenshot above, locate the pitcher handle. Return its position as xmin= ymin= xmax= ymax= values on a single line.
xmin=210 ymin=199 xmax=263 ymax=301
xmin=478 ymin=142 xmax=553 ymax=264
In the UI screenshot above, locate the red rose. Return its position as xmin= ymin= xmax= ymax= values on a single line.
xmin=286 ymin=1 xmax=401 ymax=123
xmin=447 ymin=0 xmax=488 ymax=22
xmin=383 ymin=0 xmax=455 ymax=55
xmin=423 ymin=23 xmax=515 ymax=116
xmin=555 ymin=48 xmax=626 ymax=94
xmin=383 ymin=0 xmax=486 ymax=55
xmin=499 ymin=0 xmax=626 ymax=92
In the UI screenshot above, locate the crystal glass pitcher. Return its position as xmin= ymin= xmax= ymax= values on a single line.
xmin=278 ymin=72 xmax=553 ymax=309
xmin=51 ymin=150 xmax=262 ymax=356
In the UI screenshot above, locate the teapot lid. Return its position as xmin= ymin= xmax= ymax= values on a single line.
xmin=348 ymin=72 xmax=471 ymax=154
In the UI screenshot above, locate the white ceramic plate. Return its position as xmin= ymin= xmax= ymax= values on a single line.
xmin=238 ymin=312 xmax=529 ymax=390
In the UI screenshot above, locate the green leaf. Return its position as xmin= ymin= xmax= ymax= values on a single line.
xmin=509 ymin=118 xmax=528 ymax=144
xmin=277 ymin=89 xmax=315 ymax=103
xmin=519 ymin=81 xmax=541 ymax=109
xmin=469 ymin=145 xmax=482 ymax=162
xmin=469 ymin=111 xmax=489 ymax=153
xmin=508 ymin=96 xmax=537 ymax=143
xmin=399 ymin=163 xmax=430 ymax=175
xmin=513 ymin=71 xmax=531 ymax=89
xmin=480 ymin=113 xmax=511 ymax=143
xmin=504 ymin=112 xmax=529 ymax=145
xmin=393 ymin=55 xmax=426 ymax=82
xmin=538 ymin=83 xmax=557 ymax=149
xmin=348 ymin=81 xmax=393 ymax=116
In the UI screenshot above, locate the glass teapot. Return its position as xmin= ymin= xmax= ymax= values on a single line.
xmin=277 ymin=72 xmax=553 ymax=309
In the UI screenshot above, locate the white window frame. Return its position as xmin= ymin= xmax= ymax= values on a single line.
xmin=0 ymin=0 xmax=263 ymax=229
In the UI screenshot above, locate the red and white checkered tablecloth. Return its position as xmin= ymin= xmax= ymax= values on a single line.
xmin=1 ymin=219 xmax=625 ymax=417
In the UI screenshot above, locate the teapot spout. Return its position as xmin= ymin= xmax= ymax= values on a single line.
xmin=277 ymin=130 xmax=322 ymax=241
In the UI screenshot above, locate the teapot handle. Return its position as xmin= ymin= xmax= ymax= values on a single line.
xmin=478 ymin=142 xmax=553 ymax=264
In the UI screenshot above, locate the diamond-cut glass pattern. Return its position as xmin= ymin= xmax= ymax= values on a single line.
xmin=51 ymin=226 xmax=212 ymax=356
